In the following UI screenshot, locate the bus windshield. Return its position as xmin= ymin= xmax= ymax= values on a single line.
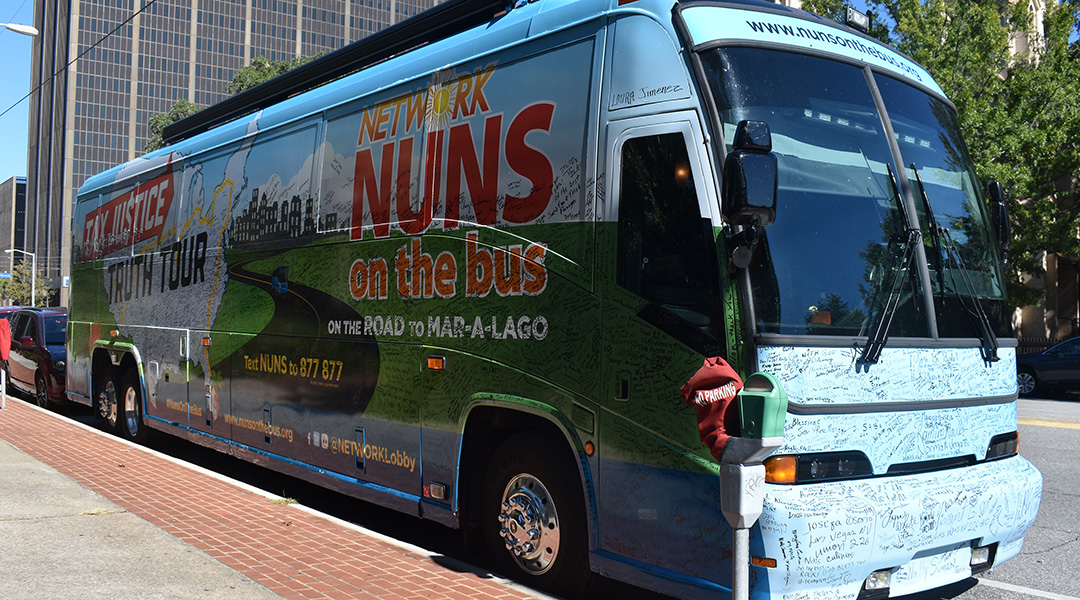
xmin=874 ymin=73 xmax=1011 ymax=337
xmin=700 ymin=47 xmax=1007 ymax=338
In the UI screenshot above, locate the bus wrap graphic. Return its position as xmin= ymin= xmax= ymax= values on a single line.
xmin=82 ymin=158 xmax=175 ymax=260
xmin=351 ymin=65 xmax=560 ymax=239
xmin=67 ymin=3 xmax=1040 ymax=598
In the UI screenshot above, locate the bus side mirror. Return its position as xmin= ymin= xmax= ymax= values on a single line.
xmin=987 ymin=180 xmax=1010 ymax=255
xmin=722 ymin=120 xmax=777 ymax=227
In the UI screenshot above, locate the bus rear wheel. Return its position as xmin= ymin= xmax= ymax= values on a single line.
xmin=482 ymin=433 xmax=600 ymax=598
xmin=120 ymin=369 xmax=149 ymax=444
xmin=96 ymin=372 xmax=121 ymax=434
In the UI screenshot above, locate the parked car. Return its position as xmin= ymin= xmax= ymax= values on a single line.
xmin=1016 ymin=337 xmax=1080 ymax=397
xmin=5 ymin=307 xmax=67 ymax=408
xmin=0 ymin=306 xmax=25 ymax=321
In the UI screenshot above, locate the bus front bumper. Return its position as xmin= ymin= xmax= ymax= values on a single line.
xmin=753 ymin=455 xmax=1042 ymax=599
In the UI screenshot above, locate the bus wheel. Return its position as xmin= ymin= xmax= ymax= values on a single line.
xmin=120 ymin=369 xmax=149 ymax=444
xmin=97 ymin=372 xmax=121 ymax=434
xmin=482 ymin=433 xmax=599 ymax=597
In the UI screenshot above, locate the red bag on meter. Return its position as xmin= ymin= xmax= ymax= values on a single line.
xmin=680 ymin=356 xmax=743 ymax=462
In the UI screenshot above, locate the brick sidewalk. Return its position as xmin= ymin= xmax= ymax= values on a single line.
xmin=0 ymin=396 xmax=537 ymax=600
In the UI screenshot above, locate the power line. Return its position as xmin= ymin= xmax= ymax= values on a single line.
xmin=1 ymin=0 xmax=32 ymax=28
xmin=0 ymin=0 xmax=163 ymax=120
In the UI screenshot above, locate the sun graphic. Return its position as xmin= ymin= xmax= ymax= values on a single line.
xmin=424 ymin=68 xmax=458 ymax=132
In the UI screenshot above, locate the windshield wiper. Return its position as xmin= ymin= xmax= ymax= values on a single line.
xmin=911 ymin=164 xmax=999 ymax=363
xmin=861 ymin=165 xmax=920 ymax=364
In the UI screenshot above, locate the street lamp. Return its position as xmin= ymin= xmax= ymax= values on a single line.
xmin=5 ymin=249 xmax=36 ymax=306
xmin=1 ymin=23 xmax=39 ymax=37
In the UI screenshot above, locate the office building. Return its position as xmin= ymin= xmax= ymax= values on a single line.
xmin=0 ymin=176 xmax=28 ymax=287
xmin=26 ymin=0 xmax=437 ymax=305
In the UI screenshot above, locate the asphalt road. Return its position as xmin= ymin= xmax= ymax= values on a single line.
xmin=899 ymin=397 xmax=1080 ymax=600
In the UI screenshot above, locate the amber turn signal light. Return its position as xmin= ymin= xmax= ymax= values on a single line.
xmin=764 ymin=455 xmax=797 ymax=484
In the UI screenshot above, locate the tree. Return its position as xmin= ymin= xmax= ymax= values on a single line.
xmin=1 ymin=260 xmax=49 ymax=307
xmin=142 ymin=54 xmax=323 ymax=154
xmin=144 ymin=99 xmax=201 ymax=153
xmin=802 ymin=0 xmax=1080 ymax=309
xmin=225 ymin=53 xmax=324 ymax=95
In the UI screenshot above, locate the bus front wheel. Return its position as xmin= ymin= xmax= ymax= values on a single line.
xmin=482 ymin=432 xmax=600 ymax=598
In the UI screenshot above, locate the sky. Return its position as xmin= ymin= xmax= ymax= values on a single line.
xmin=0 ymin=0 xmax=35 ymax=184
xmin=0 ymin=0 xmax=882 ymax=187
xmin=0 ymin=0 xmax=1071 ymax=186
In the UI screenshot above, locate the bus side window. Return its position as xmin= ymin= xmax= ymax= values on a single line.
xmin=616 ymin=133 xmax=721 ymax=335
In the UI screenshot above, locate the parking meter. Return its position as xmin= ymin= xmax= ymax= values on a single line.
xmin=680 ymin=360 xmax=787 ymax=600
xmin=738 ymin=372 xmax=787 ymax=440
xmin=721 ymin=372 xmax=786 ymax=600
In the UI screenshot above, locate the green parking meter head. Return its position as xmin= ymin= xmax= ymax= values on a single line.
xmin=738 ymin=372 xmax=787 ymax=439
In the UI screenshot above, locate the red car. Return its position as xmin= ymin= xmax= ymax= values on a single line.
xmin=0 ymin=306 xmax=26 ymax=321
xmin=6 ymin=307 xmax=67 ymax=408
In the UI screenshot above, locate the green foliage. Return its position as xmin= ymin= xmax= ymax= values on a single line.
xmin=799 ymin=0 xmax=1080 ymax=309
xmin=801 ymin=0 xmax=892 ymax=39
xmin=142 ymin=53 xmax=322 ymax=154
xmin=225 ymin=54 xmax=325 ymax=96
xmin=0 ymin=260 xmax=49 ymax=307
xmin=144 ymin=99 xmax=201 ymax=153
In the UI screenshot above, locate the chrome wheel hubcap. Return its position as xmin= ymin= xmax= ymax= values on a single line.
xmin=98 ymin=381 xmax=118 ymax=426
xmin=123 ymin=385 xmax=138 ymax=435
xmin=498 ymin=473 xmax=560 ymax=575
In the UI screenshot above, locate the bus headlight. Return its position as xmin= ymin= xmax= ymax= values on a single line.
xmin=970 ymin=542 xmax=997 ymax=574
xmin=985 ymin=432 xmax=1019 ymax=460
xmin=857 ymin=569 xmax=892 ymax=600
xmin=764 ymin=451 xmax=872 ymax=484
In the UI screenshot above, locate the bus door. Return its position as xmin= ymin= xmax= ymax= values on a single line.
xmin=597 ymin=115 xmax=731 ymax=582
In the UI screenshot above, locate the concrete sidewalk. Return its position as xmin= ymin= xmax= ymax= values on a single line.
xmin=0 ymin=438 xmax=281 ymax=600
xmin=0 ymin=396 xmax=541 ymax=600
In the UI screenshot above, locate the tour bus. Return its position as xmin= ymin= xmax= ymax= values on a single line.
xmin=67 ymin=0 xmax=1042 ymax=597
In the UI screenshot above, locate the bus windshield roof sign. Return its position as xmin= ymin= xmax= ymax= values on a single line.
xmin=681 ymin=6 xmax=944 ymax=97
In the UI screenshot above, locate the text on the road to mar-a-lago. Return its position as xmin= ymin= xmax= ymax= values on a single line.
xmin=328 ymin=313 xmax=549 ymax=341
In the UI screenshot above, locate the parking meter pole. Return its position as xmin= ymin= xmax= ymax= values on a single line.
xmin=720 ymin=372 xmax=787 ymax=600
xmin=721 ymin=442 xmax=774 ymax=600
xmin=734 ymin=526 xmax=750 ymax=599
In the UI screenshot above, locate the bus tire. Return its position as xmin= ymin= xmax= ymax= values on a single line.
xmin=482 ymin=432 xmax=600 ymax=598
xmin=120 ymin=368 xmax=149 ymax=444
xmin=96 ymin=371 xmax=121 ymax=434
